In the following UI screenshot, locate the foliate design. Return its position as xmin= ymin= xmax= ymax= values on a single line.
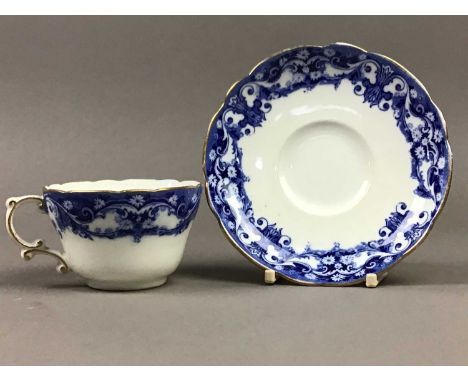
xmin=204 ymin=44 xmax=451 ymax=284
xmin=44 ymin=187 xmax=202 ymax=243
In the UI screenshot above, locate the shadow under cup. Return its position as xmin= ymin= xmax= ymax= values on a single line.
xmin=9 ymin=179 xmax=202 ymax=291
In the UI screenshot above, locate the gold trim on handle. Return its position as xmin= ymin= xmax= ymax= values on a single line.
xmin=5 ymin=195 xmax=69 ymax=273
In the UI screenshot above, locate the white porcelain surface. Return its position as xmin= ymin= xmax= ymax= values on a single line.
xmin=46 ymin=179 xmax=199 ymax=192
xmin=6 ymin=179 xmax=202 ymax=290
xmin=61 ymin=226 xmax=191 ymax=290
xmin=240 ymin=81 xmax=420 ymax=249
xmin=204 ymin=43 xmax=452 ymax=285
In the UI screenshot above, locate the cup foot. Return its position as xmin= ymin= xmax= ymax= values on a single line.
xmin=86 ymin=277 xmax=168 ymax=291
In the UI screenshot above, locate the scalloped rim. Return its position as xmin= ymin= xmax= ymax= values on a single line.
xmin=202 ymin=42 xmax=453 ymax=286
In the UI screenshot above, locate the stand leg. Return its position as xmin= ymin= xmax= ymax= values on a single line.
xmin=264 ymin=269 xmax=278 ymax=285
xmin=365 ymin=272 xmax=388 ymax=288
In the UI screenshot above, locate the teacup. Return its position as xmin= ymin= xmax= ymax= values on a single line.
xmin=5 ymin=179 xmax=201 ymax=290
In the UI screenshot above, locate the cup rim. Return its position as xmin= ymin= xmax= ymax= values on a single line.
xmin=43 ymin=179 xmax=201 ymax=193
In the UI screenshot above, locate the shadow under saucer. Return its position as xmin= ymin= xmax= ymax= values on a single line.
xmin=383 ymin=262 xmax=468 ymax=286
xmin=177 ymin=260 xmax=468 ymax=287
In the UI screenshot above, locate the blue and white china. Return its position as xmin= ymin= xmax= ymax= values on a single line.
xmin=204 ymin=43 xmax=452 ymax=285
xmin=6 ymin=179 xmax=202 ymax=290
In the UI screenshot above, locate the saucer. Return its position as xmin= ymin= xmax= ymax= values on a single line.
xmin=204 ymin=43 xmax=452 ymax=285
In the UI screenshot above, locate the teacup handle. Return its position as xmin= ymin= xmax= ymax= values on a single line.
xmin=5 ymin=195 xmax=69 ymax=273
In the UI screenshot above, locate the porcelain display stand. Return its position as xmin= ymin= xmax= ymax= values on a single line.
xmin=364 ymin=272 xmax=388 ymax=288
xmin=264 ymin=269 xmax=279 ymax=285
xmin=264 ymin=269 xmax=388 ymax=287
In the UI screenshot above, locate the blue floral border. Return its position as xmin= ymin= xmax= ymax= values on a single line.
xmin=44 ymin=186 xmax=202 ymax=243
xmin=204 ymin=43 xmax=451 ymax=284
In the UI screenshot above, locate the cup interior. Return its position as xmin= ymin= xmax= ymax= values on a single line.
xmin=44 ymin=179 xmax=200 ymax=192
